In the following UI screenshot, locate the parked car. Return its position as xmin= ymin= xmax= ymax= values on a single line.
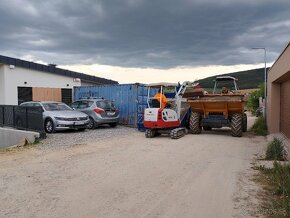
xmin=20 ymin=101 xmax=89 ymax=133
xmin=71 ymin=98 xmax=119 ymax=129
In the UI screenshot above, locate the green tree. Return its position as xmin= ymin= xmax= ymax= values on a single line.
xmin=247 ymin=83 xmax=265 ymax=114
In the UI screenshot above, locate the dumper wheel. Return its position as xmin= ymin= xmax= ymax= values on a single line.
xmin=189 ymin=112 xmax=201 ymax=134
xmin=242 ymin=113 xmax=247 ymax=132
xmin=145 ymin=129 xmax=156 ymax=138
xmin=231 ymin=113 xmax=243 ymax=137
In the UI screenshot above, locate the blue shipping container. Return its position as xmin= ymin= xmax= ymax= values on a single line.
xmin=74 ymin=84 xmax=157 ymax=130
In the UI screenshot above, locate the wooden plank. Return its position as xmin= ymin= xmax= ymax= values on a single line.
xmin=32 ymin=87 xmax=61 ymax=102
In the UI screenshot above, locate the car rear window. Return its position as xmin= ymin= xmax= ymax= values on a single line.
xmin=96 ymin=101 xmax=115 ymax=109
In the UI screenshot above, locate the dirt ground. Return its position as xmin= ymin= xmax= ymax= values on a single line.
xmin=0 ymin=116 xmax=266 ymax=218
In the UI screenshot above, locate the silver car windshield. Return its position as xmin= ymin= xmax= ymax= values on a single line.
xmin=42 ymin=103 xmax=72 ymax=111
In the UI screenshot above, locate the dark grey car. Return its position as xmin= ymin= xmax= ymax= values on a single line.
xmin=71 ymin=98 xmax=120 ymax=129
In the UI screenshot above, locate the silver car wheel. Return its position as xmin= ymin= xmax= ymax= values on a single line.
xmin=87 ymin=117 xmax=95 ymax=129
xmin=45 ymin=119 xmax=54 ymax=133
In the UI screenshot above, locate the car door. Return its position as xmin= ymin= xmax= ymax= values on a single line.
xmin=78 ymin=100 xmax=94 ymax=117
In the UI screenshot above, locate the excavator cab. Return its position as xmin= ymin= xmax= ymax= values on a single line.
xmin=146 ymin=82 xmax=177 ymax=109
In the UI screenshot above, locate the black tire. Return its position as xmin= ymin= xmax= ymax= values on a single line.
xmin=44 ymin=118 xmax=55 ymax=133
xmin=109 ymin=123 xmax=117 ymax=128
xmin=145 ymin=129 xmax=156 ymax=138
xmin=231 ymin=113 xmax=243 ymax=137
xmin=87 ymin=117 xmax=96 ymax=129
xmin=242 ymin=113 xmax=247 ymax=132
xmin=203 ymin=126 xmax=212 ymax=131
xmin=189 ymin=112 xmax=202 ymax=134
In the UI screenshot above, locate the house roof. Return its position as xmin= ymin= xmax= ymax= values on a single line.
xmin=0 ymin=55 xmax=118 ymax=85
xmin=268 ymin=42 xmax=290 ymax=73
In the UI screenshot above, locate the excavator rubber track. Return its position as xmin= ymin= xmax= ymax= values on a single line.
xmin=170 ymin=127 xmax=186 ymax=139
xmin=145 ymin=129 xmax=155 ymax=138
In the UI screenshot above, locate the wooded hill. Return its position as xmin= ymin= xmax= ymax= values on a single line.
xmin=197 ymin=67 xmax=269 ymax=89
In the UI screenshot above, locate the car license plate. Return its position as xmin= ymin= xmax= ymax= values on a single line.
xmin=74 ymin=121 xmax=84 ymax=125
xmin=107 ymin=112 xmax=115 ymax=116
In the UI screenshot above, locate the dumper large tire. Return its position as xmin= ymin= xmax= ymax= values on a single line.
xmin=242 ymin=113 xmax=247 ymax=132
xmin=189 ymin=112 xmax=202 ymax=134
xmin=231 ymin=113 xmax=243 ymax=137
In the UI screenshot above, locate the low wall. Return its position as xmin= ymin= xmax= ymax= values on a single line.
xmin=0 ymin=127 xmax=40 ymax=148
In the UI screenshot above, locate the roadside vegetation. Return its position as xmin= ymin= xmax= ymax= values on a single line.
xmin=254 ymin=138 xmax=289 ymax=217
xmin=256 ymin=162 xmax=290 ymax=217
xmin=246 ymin=83 xmax=265 ymax=114
xmin=252 ymin=116 xmax=268 ymax=136
xmin=266 ymin=137 xmax=287 ymax=161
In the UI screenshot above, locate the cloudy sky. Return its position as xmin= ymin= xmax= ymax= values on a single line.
xmin=1 ymin=0 xmax=290 ymax=83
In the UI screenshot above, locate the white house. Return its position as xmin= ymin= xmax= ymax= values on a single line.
xmin=0 ymin=55 xmax=117 ymax=105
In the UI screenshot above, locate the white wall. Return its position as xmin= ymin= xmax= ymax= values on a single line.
xmin=0 ymin=65 xmax=5 ymax=104
xmin=80 ymin=81 xmax=100 ymax=86
xmin=2 ymin=65 xmax=81 ymax=105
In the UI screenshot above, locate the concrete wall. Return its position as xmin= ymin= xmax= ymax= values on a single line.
xmin=1 ymin=65 xmax=82 ymax=105
xmin=267 ymin=43 xmax=290 ymax=134
xmin=0 ymin=65 xmax=5 ymax=104
xmin=0 ymin=127 xmax=40 ymax=148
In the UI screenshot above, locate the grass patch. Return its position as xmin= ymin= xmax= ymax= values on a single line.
xmin=252 ymin=116 xmax=268 ymax=136
xmin=32 ymin=137 xmax=41 ymax=145
xmin=256 ymin=162 xmax=290 ymax=217
xmin=266 ymin=137 xmax=287 ymax=161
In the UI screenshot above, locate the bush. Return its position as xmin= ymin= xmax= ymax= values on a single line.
xmin=252 ymin=116 xmax=268 ymax=136
xmin=272 ymin=162 xmax=290 ymax=194
xmin=270 ymin=162 xmax=290 ymax=216
xmin=266 ymin=137 xmax=287 ymax=161
xmin=258 ymin=162 xmax=290 ymax=217
xmin=247 ymin=83 xmax=265 ymax=114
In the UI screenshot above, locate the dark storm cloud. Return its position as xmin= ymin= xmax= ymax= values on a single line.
xmin=0 ymin=0 xmax=290 ymax=68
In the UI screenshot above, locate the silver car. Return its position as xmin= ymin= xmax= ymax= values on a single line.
xmin=20 ymin=101 xmax=89 ymax=133
xmin=71 ymin=98 xmax=120 ymax=129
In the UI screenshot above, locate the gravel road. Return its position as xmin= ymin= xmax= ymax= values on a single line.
xmin=0 ymin=116 xmax=266 ymax=218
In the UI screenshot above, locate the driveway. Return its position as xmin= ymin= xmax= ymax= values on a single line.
xmin=0 ymin=116 xmax=265 ymax=218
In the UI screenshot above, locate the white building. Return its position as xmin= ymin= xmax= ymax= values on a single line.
xmin=0 ymin=55 xmax=117 ymax=105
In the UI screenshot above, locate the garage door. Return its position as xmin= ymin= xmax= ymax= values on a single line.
xmin=280 ymin=80 xmax=290 ymax=139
